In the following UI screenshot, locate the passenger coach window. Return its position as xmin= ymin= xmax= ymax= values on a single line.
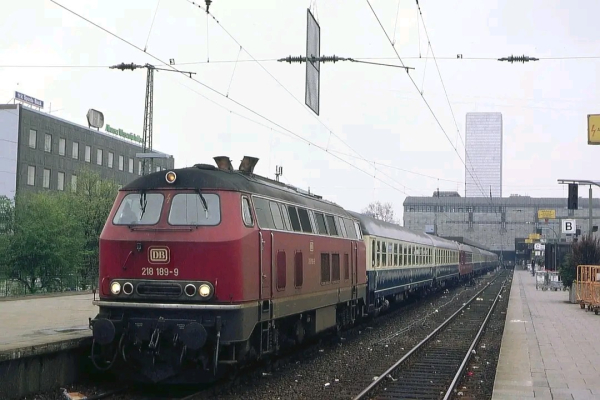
xmin=113 ymin=193 xmax=164 ymax=225
xmin=168 ymin=193 xmax=221 ymax=226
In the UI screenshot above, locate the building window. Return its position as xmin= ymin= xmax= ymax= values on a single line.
xmin=138 ymin=161 xmax=142 ymax=176
xmin=43 ymin=169 xmax=50 ymax=189
xmin=108 ymin=152 xmax=114 ymax=168
xmin=128 ymin=158 xmax=134 ymax=173
xmin=71 ymin=175 xmax=77 ymax=192
xmin=44 ymin=133 xmax=52 ymax=152
xmin=85 ymin=146 xmax=91 ymax=162
xmin=72 ymin=142 xmax=79 ymax=159
xmin=118 ymin=155 xmax=124 ymax=171
xmin=27 ymin=166 xmax=35 ymax=186
xmin=97 ymin=149 xmax=103 ymax=166
xmin=156 ymin=166 xmax=161 ymax=172
xmin=57 ymin=172 xmax=65 ymax=191
xmin=59 ymin=138 xmax=66 ymax=156
xmin=29 ymin=129 xmax=37 ymax=148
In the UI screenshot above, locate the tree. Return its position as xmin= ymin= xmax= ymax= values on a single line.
xmin=0 ymin=196 xmax=14 ymax=273
xmin=3 ymin=191 xmax=85 ymax=293
xmin=0 ymin=196 xmax=14 ymax=234
xmin=362 ymin=201 xmax=397 ymax=223
xmin=66 ymin=169 xmax=120 ymax=287
xmin=559 ymin=235 xmax=600 ymax=288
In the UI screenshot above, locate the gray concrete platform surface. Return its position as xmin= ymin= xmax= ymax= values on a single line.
xmin=0 ymin=292 xmax=97 ymax=360
xmin=492 ymin=269 xmax=600 ymax=400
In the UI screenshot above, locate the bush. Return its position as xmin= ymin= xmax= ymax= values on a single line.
xmin=559 ymin=235 xmax=600 ymax=288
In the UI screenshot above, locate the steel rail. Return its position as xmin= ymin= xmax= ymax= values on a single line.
xmin=442 ymin=279 xmax=508 ymax=399
xmin=352 ymin=272 xmax=504 ymax=400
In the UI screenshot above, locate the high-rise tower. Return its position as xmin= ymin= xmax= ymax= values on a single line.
xmin=465 ymin=112 xmax=502 ymax=198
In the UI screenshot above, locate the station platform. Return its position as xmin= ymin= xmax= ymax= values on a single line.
xmin=0 ymin=292 xmax=97 ymax=361
xmin=492 ymin=269 xmax=600 ymax=400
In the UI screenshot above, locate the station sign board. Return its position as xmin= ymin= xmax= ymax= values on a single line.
xmin=525 ymin=238 xmax=534 ymax=244
xmin=528 ymin=233 xmax=541 ymax=240
xmin=562 ymin=219 xmax=576 ymax=234
xmin=588 ymin=114 xmax=600 ymax=145
xmin=537 ymin=209 xmax=556 ymax=219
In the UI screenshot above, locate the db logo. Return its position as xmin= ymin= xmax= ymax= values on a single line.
xmin=148 ymin=247 xmax=170 ymax=264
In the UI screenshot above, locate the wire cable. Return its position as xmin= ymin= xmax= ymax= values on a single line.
xmin=45 ymin=0 xmax=410 ymax=198
xmin=183 ymin=0 xmax=379 ymax=181
xmin=414 ymin=1 xmax=490 ymax=200
xmin=144 ymin=0 xmax=161 ymax=52
xmin=365 ymin=0 xmax=490 ymax=201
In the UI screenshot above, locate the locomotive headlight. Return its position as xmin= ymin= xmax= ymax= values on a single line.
xmin=198 ymin=283 xmax=212 ymax=298
xmin=165 ymin=171 xmax=177 ymax=184
xmin=110 ymin=281 xmax=121 ymax=295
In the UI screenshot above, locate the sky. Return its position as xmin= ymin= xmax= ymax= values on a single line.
xmin=2 ymin=0 xmax=600 ymax=222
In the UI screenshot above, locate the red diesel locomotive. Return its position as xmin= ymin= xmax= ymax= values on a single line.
xmin=90 ymin=156 xmax=367 ymax=382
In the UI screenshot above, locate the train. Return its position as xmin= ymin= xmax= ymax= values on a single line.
xmin=89 ymin=156 xmax=498 ymax=382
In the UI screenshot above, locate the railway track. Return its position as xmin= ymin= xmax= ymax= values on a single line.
xmin=352 ymin=270 xmax=509 ymax=400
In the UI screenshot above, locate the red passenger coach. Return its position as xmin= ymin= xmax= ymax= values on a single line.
xmin=458 ymin=245 xmax=474 ymax=276
xmin=91 ymin=156 xmax=367 ymax=382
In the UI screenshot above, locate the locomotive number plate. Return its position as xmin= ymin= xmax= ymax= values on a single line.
xmin=142 ymin=267 xmax=180 ymax=277
xmin=148 ymin=246 xmax=170 ymax=264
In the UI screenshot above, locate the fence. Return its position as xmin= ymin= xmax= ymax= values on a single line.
xmin=0 ymin=273 xmax=97 ymax=298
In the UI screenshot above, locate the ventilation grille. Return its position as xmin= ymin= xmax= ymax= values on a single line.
xmin=136 ymin=282 xmax=182 ymax=297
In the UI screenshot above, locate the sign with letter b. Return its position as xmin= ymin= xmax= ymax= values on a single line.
xmin=562 ymin=219 xmax=576 ymax=234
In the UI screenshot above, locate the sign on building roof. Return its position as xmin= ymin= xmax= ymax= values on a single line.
xmin=15 ymin=91 xmax=44 ymax=108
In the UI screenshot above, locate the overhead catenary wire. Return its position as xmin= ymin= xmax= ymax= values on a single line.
xmin=47 ymin=0 xmax=418 ymax=199
xmin=364 ymin=0 xmax=490 ymax=202
xmin=183 ymin=0 xmax=422 ymax=202
xmin=413 ymin=0 xmax=490 ymax=198
xmin=143 ymin=0 xmax=161 ymax=52
xmin=183 ymin=0 xmax=381 ymax=181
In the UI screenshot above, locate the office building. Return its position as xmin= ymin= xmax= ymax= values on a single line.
xmin=465 ymin=112 xmax=502 ymax=198
xmin=0 ymin=104 xmax=174 ymax=199
xmin=404 ymin=193 xmax=600 ymax=263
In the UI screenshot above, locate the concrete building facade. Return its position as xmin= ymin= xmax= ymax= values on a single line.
xmin=403 ymin=192 xmax=600 ymax=261
xmin=0 ymin=104 xmax=174 ymax=199
xmin=465 ymin=112 xmax=502 ymax=198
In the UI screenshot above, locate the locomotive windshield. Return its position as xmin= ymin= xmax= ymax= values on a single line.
xmin=113 ymin=193 xmax=164 ymax=225
xmin=168 ymin=193 xmax=221 ymax=226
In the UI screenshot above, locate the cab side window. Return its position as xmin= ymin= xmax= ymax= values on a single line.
xmin=242 ymin=196 xmax=254 ymax=226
